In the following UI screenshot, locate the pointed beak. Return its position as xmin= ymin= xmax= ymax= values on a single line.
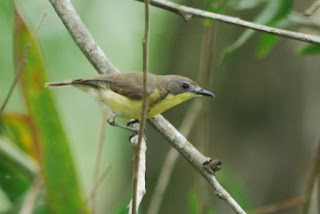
xmin=194 ymin=87 xmax=215 ymax=97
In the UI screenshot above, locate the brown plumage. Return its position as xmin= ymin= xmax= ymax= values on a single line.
xmin=45 ymin=72 xmax=214 ymax=130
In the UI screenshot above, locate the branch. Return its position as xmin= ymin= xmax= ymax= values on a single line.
xmin=128 ymin=122 xmax=147 ymax=214
xmin=0 ymin=12 xmax=47 ymax=115
xmin=149 ymin=115 xmax=243 ymax=214
xmin=134 ymin=0 xmax=320 ymax=46
xmin=147 ymin=100 xmax=204 ymax=214
xmin=91 ymin=110 xmax=107 ymax=213
xmin=301 ymin=136 xmax=320 ymax=213
xmin=48 ymin=0 xmax=244 ymax=213
xmin=248 ymin=195 xmax=305 ymax=214
xmin=132 ymin=1 xmax=150 ymax=213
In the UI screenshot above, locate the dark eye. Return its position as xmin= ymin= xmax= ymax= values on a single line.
xmin=182 ymin=82 xmax=189 ymax=89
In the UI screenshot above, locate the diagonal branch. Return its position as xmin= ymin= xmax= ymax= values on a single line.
xmin=149 ymin=115 xmax=242 ymax=213
xmin=47 ymin=0 xmax=245 ymax=213
xmin=134 ymin=0 xmax=320 ymax=46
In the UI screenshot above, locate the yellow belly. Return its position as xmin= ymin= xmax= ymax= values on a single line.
xmin=85 ymin=87 xmax=196 ymax=119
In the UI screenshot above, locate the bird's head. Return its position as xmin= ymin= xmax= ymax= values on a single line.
xmin=165 ymin=75 xmax=215 ymax=98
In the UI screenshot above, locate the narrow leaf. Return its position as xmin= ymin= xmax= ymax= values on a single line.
xmin=298 ymin=44 xmax=320 ymax=55
xmin=13 ymin=5 xmax=86 ymax=213
xmin=221 ymin=0 xmax=294 ymax=62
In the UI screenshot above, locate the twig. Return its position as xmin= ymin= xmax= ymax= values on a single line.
xmin=48 ymin=0 xmax=244 ymax=213
xmin=128 ymin=122 xmax=147 ymax=214
xmin=80 ymin=164 xmax=111 ymax=214
xmin=289 ymin=12 xmax=320 ymax=32
xmin=149 ymin=115 xmax=244 ymax=214
xmin=304 ymin=0 xmax=320 ymax=16
xmin=0 ymin=137 xmax=39 ymax=180
xmin=132 ymin=1 xmax=150 ymax=213
xmin=147 ymin=99 xmax=204 ymax=214
xmin=91 ymin=110 xmax=107 ymax=213
xmin=0 ymin=12 xmax=47 ymax=115
xmin=19 ymin=176 xmax=43 ymax=214
xmin=196 ymin=24 xmax=215 ymax=213
xmin=134 ymin=0 xmax=320 ymax=46
xmin=248 ymin=196 xmax=305 ymax=214
xmin=48 ymin=0 xmax=119 ymax=74
xmin=301 ymin=136 xmax=320 ymax=213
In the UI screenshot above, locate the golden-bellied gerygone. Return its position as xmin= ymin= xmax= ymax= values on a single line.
xmin=45 ymin=72 xmax=214 ymax=132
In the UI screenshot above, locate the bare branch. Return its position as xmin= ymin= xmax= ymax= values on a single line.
xmin=0 ymin=12 xmax=47 ymax=115
xmin=301 ymin=136 xmax=320 ymax=213
xmin=129 ymin=122 xmax=147 ymax=214
xmin=248 ymin=196 xmax=305 ymax=214
xmin=149 ymin=115 xmax=244 ymax=214
xmin=304 ymin=0 xmax=320 ymax=16
xmin=80 ymin=164 xmax=111 ymax=214
xmin=91 ymin=110 xmax=107 ymax=213
xmin=134 ymin=0 xmax=320 ymax=46
xmin=132 ymin=1 xmax=150 ymax=213
xmin=48 ymin=0 xmax=245 ymax=213
xmin=147 ymin=99 xmax=204 ymax=214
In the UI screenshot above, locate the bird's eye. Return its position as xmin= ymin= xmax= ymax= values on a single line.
xmin=182 ymin=82 xmax=189 ymax=89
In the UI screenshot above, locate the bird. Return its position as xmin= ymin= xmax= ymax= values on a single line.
xmin=45 ymin=72 xmax=214 ymax=132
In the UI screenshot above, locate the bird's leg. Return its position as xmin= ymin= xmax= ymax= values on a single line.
xmin=107 ymin=113 xmax=138 ymax=133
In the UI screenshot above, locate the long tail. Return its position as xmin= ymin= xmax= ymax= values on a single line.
xmin=45 ymin=80 xmax=75 ymax=88
xmin=45 ymin=79 xmax=101 ymax=89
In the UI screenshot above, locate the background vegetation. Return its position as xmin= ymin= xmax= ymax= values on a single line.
xmin=0 ymin=0 xmax=320 ymax=213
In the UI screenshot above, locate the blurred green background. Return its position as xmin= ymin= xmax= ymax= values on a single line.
xmin=1 ymin=0 xmax=320 ymax=213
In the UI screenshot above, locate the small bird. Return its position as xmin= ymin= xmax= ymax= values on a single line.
xmin=45 ymin=72 xmax=214 ymax=132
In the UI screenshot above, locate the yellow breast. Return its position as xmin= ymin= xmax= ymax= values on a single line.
xmin=86 ymin=87 xmax=196 ymax=119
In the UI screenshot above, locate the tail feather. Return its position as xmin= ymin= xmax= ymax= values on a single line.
xmin=45 ymin=80 xmax=75 ymax=88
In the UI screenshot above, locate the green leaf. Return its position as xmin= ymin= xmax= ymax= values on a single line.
xmin=256 ymin=17 xmax=292 ymax=58
xmin=298 ymin=44 xmax=320 ymax=55
xmin=13 ymin=5 xmax=86 ymax=214
xmin=221 ymin=0 xmax=294 ymax=62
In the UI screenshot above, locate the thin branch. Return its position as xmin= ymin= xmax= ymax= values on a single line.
xmin=48 ymin=0 xmax=244 ymax=213
xmin=248 ymin=196 xmax=305 ymax=214
xmin=80 ymin=164 xmax=111 ymax=214
xmin=134 ymin=0 xmax=320 ymax=46
xmin=196 ymin=24 xmax=215 ymax=213
xmin=128 ymin=122 xmax=147 ymax=214
xmin=91 ymin=110 xmax=107 ymax=214
xmin=304 ymin=0 xmax=320 ymax=16
xmin=132 ymin=1 xmax=150 ymax=213
xmin=147 ymin=99 xmax=204 ymax=214
xmin=149 ymin=115 xmax=244 ymax=214
xmin=0 ymin=12 xmax=47 ymax=115
xmin=289 ymin=12 xmax=320 ymax=32
xmin=301 ymin=136 xmax=320 ymax=213
xmin=48 ymin=0 xmax=119 ymax=74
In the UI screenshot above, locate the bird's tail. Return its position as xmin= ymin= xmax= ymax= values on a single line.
xmin=45 ymin=80 xmax=76 ymax=88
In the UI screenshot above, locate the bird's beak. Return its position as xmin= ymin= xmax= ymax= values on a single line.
xmin=194 ymin=87 xmax=215 ymax=97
